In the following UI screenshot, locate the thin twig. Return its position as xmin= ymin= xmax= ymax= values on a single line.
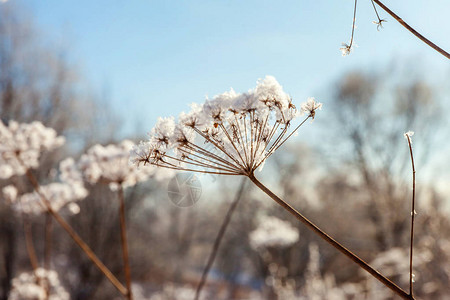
xmin=44 ymin=212 xmax=53 ymax=270
xmin=118 ymin=185 xmax=133 ymax=300
xmin=370 ymin=0 xmax=382 ymax=22
xmin=349 ymin=0 xmax=358 ymax=49
xmin=372 ymin=0 xmax=450 ymax=59
xmin=20 ymin=208 xmax=39 ymax=271
xmin=194 ymin=178 xmax=247 ymax=300
xmin=405 ymin=134 xmax=416 ymax=297
xmin=248 ymin=173 xmax=411 ymax=299
xmin=23 ymin=168 xmax=127 ymax=296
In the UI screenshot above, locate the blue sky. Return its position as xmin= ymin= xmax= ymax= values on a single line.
xmin=15 ymin=0 xmax=450 ymax=137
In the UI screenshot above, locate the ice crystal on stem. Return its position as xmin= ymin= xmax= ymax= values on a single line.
xmin=9 ymin=268 xmax=69 ymax=300
xmin=131 ymin=76 xmax=321 ymax=176
xmin=0 ymin=121 xmax=64 ymax=179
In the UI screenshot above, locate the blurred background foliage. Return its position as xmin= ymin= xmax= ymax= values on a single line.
xmin=1 ymin=3 xmax=449 ymax=300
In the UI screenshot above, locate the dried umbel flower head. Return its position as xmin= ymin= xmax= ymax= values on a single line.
xmin=9 ymin=268 xmax=69 ymax=300
xmin=340 ymin=42 xmax=355 ymax=56
xmin=79 ymin=140 xmax=166 ymax=190
xmin=404 ymin=131 xmax=414 ymax=142
xmin=9 ymin=182 xmax=87 ymax=215
xmin=131 ymin=76 xmax=321 ymax=176
xmin=0 ymin=121 xmax=65 ymax=179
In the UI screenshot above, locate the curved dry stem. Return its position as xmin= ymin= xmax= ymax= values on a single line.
xmin=19 ymin=208 xmax=39 ymax=272
xmin=349 ymin=0 xmax=358 ymax=49
xmin=23 ymin=168 xmax=127 ymax=296
xmin=372 ymin=0 xmax=450 ymax=59
xmin=44 ymin=213 xmax=53 ymax=270
xmin=118 ymin=185 xmax=133 ymax=300
xmin=405 ymin=134 xmax=416 ymax=297
xmin=248 ymin=173 xmax=412 ymax=299
xmin=194 ymin=178 xmax=246 ymax=300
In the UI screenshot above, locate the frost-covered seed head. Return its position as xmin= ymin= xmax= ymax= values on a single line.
xmin=131 ymin=76 xmax=321 ymax=176
xmin=4 ymin=158 xmax=88 ymax=215
xmin=0 ymin=121 xmax=65 ymax=179
xmin=9 ymin=268 xmax=69 ymax=300
xmin=10 ymin=182 xmax=88 ymax=215
xmin=404 ymin=131 xmax=414 ymax=143
xmin=79 ymin=140 xmax=168 ymax=190
xmin=340 ymin=43 xmax=353 ymax=56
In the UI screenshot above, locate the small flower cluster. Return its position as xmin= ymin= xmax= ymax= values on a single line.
xmin=3 ymin=159 xmax=88 ymax=215
xmin=340 ymin=43 xmax=354 ymax=56
xmin=9 ymin=268 xmax=69 ymax=300
xmin=132 ymin=76 xmax=321 ymax=176
xmin=404 ymin=130 xmax=414 ymax=143
xmin=249 ymin=215 xmax=299 ymax=249
xmin=78 ymin=140 xmax=162 ymax=190
xmin=0 ymin=121 xmax=65 ymax=179
xmin=372 ymin=19 xmax=387 ymax=31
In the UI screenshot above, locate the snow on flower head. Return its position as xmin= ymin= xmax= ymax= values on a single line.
xmin=301 ymin=97 xmax=322 ymax=120
xmin=250 ymin=215 xmax=299 ymax=249
xmin=131 ymin=76 xmax=321 ymax=176
xmin=9 ymin=268 xmax=69 ymax=300
xmin=404 ymin=131 xmax=414 ymax=143
xmin=79 ymin=140 xmax=164 ymax=190
xmin=0 ymin=121 xmax=65 ymax=179
xmin=13 ymin=182 xmax=88 ymax=215
xmin=2 ymin=185 xmax=18 ymax=203
xmin=5 ymin=158 xmax=88 ymax=215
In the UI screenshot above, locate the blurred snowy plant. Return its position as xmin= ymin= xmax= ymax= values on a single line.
xmin=0 ymin=121 xmax=64 ymax=179
xmin=3 ymin=158 xmax=88 ymax=215
xmin=2 ymin=185 xmax=18 ymax=202
xmin=131 ymin=76 xmax=321 ymax=176
xmin=9 ymin=182 xmax=87 ymax=215
xmin=250 ymin=215 xmax=299 ymax=249
xmin=149 ymin=283 xmax=196 ymax=300
xmin=300 ymin=243 xmax=347 ymax=300
xmin=79 ymin=140 xmax=164 ymax=190
xmin=9 ymin=268 xmax=69 ymax=300
xmin=369 ymin=248 xmax=429 ymax=287
xmin=266 ymin=263 xmax=298 ymax=300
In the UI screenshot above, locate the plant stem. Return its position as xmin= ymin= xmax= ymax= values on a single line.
xmin=372 ymin=0 xmax=450 ymax=59
xmin=194 ymin=178 xmax=246 ymax=300
xmin=248 ymin=173 xmax=412 ymax=300
xmin=118 ymin=185 xmax=133 ymax=300
xmin=349 ymin=0 xmax=358 ymax=49
xmin=44 ymin=212 xmax=53 ymax=270
xmin=20 ymin=209 xmax=39 ymax=271
xmin=24 ymin=168 xmax=128 ymax=296
xmin=405 ymin=134 xmax=416 ymax=297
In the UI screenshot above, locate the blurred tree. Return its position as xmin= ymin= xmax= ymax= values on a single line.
xmin=0 ymin=4 xmax=121 ymax=299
